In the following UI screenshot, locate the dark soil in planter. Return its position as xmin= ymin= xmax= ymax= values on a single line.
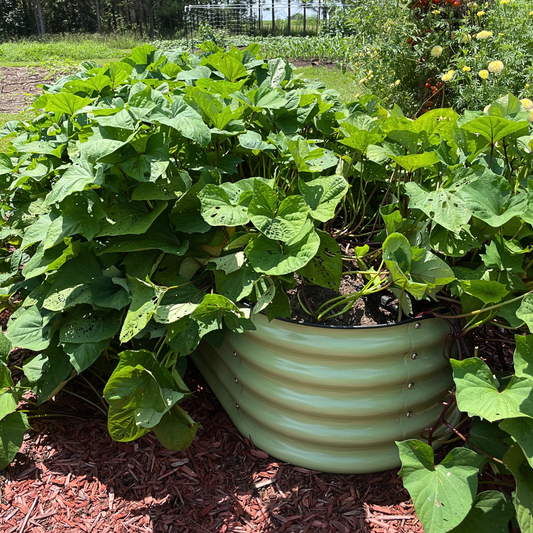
xmin=288 ymin=261 xmax=398 ymax=327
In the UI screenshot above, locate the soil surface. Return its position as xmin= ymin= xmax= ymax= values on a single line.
xmin=288 ymin=262 xmax=397 ymax=326
xmin=0 ymin=67 xmax=47 ymax=114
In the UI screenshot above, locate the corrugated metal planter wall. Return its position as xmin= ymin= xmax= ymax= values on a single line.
xmin=193 ymin=314 xmax=459 ymax=474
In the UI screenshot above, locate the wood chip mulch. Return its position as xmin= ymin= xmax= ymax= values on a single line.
xmin=1 ymin=367 xmax=424 ymax=533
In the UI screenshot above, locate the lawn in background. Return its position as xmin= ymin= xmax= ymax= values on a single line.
xmin=296 ymin=65 xmax=366 ymax=103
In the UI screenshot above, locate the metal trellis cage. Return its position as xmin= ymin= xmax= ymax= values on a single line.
xmin=185 ymin=1 xmax=332 ymax=43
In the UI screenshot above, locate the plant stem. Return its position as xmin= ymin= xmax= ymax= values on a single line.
xmin=61 ymin=389 xmax=108 ymax=417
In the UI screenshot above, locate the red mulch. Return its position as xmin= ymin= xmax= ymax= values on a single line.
xmin=0 ymin=368 xmax=423 ymax=533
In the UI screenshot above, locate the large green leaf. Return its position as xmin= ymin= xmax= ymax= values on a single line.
xmin=120 ymin=278 xmax=166 ymax=343
xmin=458 ymin=171 xmax=528 ymax=227
xmin=448 ymin=491 xmax=514 ymax=533
xmin=23 ymin=347 xmax=73 ymax=404
xmin=198 ymin=182 xmax=252 ymax=227
xmin=154 ymin=283 xmax=205 ymax=324
xmin=383 ymin=232 xmax=411 ymax=274
xmin=459 ymin=280 xmax=509 ymax=304
xmin=298 ymin=230 xmax=342 ymax=290
xmin=451 ymin=357 xmax=533 ymax=421
xmin=22 ymin=239 xmax=79 ymax=279
xmin=206 ymin=52 xmax=248 ymax=82
xmin=249 ymin=180 xmax=310 ymax=242
xmin=504 ymin=444 xmax=533 ymax=533
xmin=246 ymin=223 xmax=320 ymax=275
xmin=151 ymin=99 xmax=211 ymax=146
xmin=514 ymin=334 xmax=533 ymax=380
xmin=208 ymin=253 xmax=260 ymax=302
xmin=0 ymin=363 xmax=18 ymax=421
xmin=298 ymin=175 xmax=349 ymax=223
xmin=517 ymin=295 xmax=533 ymax=334
xmin=500 ymin=417 xmax=533 ymax=469
xmin=62 ymin=339 xmax=110 ymax=375
xmin=45 ymin=191 xmax=106 ymax=243
xmin=411 ymin=249 xmax=455 ymax=294
xmin=405 ymin=182 xmax=471 ymax=233
xmin=97 ymin=201 xmax=167 ymax=237
xmin=389 ymin=151 xmax=440 ymax=172
xmin=151 ymin=404 xmax=199 ymax=451
xmin=397 ymin=440 xmax=482 ymax=533
xmin=459 ymin=115 xmax=528 ymax=144
xmin=0 ymin=412 xmax=30 ymax=470
xmin=59 ymin=308 xmax=121 ymax=344
xmin=42 ymin=254 xmax=100 ymax=311
xmin=467 ymin=418 xmax=512 ymax=462
xmin=190 ymin=294 xmax=254 ymax=335
xmin=120 ymin=134 xmax=169 ymax=183
xmin=104 ymin=349 xmax=184 ymax=438
xmin=6 ymin=306 xmax=58 ymax=351
xmin=45 ymin=93 xmax=91 ymax=115
xmin=429 ymin=225 xmax=480 ymax=258
xmin=44 ymin=163 xmax=103 ymax=206
xmin=100 ymin=217 xmax=189 ymax=255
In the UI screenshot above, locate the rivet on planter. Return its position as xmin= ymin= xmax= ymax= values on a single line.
xmin=233 ymin=351 xmax=237 ymax=357
xmin=406 ymin=411 xmax=413 ymax=418
xmin=234 ymin=378 xmax=239 ymax=383
xmin=414 ymin=322 xmax=421 ymax=329
xmin=235 ymin=404 xmax=240 ymax=409
xmin=411 ymin=353 xmax=418 ymax=360
xmin=408 ymin=382 xmax=415 ymax=389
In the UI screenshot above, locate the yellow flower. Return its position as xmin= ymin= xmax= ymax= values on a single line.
xmin=479 ymin=69 xmax=489 ymax=79
xmin=476 ymin=30 xmax=492 ymax=40
xmin=488 ymin=60 xmax=504 ymax=74
xmin=530 ymin=10 xmax=533 ymax=16
xmin=442 ymin=70 xmax=456 ymax=82
xmin=395 ymin=79 xmax=401 ymax=86
xmin=500 ymin=0 xmax=509 ymax=4
xmin=477 ymin=10 xmax=485 ymax=16
xmin=529 ymin=111 xmax=533 ymax=123
xmin=431 ymin=45 xmax=443 ymax=58
xmin=521 ymin=98 xmax=533 ymax=111
xmin=433 ymin=9 xmax=441 ymax=14
xmin=462 ymin=66 xmax=471 ymax=72
xmin=462 ymin=34 xmax=472 ymax=43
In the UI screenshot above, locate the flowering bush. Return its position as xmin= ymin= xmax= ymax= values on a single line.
xmin=434 ymin=0 xmax=533 ymax=109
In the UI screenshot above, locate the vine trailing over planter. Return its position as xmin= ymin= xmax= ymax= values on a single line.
xmin=0 ymin=42 xmax=533 ymax=532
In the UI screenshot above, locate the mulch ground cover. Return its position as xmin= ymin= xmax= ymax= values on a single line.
xmin=1 ymin=367 xmax=424 ymax=533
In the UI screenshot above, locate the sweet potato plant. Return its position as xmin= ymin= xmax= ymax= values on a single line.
xmin=1 ymin=42 xmax=533 ymax=533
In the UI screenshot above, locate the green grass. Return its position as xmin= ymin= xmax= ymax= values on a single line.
xmin=0 ymin=33 xmax=140 ymax=63
xmin=296 ymin=66 xmax=367 ymax=103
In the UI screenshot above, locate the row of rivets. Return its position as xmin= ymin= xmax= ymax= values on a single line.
xmin=234 ymin=349 xmax=240 ymax=408
xmin=407 ymin=327 xmax=419 ymax=416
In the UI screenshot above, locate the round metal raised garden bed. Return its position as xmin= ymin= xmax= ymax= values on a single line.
xmin=192 ymin=314 xmax=459 ymax=474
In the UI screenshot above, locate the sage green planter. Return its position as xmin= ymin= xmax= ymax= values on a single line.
xmin=193 ymin=314 xmax=459 ymax=474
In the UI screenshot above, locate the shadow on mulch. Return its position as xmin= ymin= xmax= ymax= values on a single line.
xmin=1 ymin=367 xmax=423 ymax=533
